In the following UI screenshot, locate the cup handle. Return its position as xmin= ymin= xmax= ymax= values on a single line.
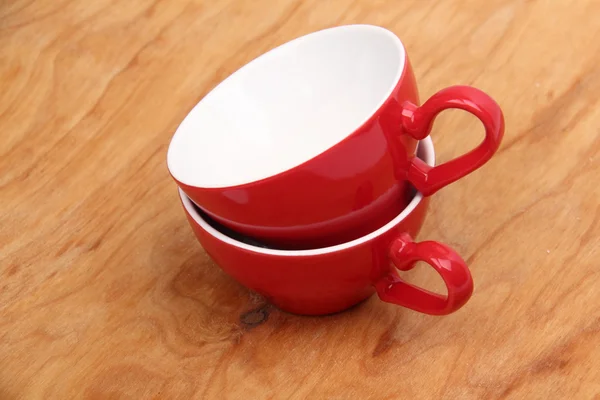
xmin=374 ymin=233 xmax=473 ymax=315
xmin=401 ymin=85 xmax=505 ymax=196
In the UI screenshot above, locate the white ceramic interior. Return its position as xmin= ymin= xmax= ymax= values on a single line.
xmin=168 ymin=24 xmax=406 ymax=188
xmin=180 ymin=136 xmax=434 ymax=256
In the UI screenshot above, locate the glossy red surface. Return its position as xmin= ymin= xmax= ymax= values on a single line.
xmin=375 ymin=233 xmax=473 ymax=315
xmin=402 ymin=85 xmax=505 ymax=196
xmin=176 ymin=58 xmax=504 ymax=249
xmin=176 ymin=56 xmax=420 ymax=249
xmin=179 ymin=189 xmax=473 ymax=317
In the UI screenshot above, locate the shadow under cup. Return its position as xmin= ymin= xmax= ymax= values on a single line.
xmin=179 ymin=137 xmax=474 ymax=316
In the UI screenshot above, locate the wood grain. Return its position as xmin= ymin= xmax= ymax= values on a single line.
xmin=1 ymin=0 xmax=600 ymax=398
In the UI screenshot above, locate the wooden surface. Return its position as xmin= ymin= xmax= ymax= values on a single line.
xmin=1 ymin=0 xmax=599 ymax=398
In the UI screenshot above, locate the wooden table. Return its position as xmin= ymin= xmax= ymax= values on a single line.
xmin=2 ymin=0 xmax=599 ymax=398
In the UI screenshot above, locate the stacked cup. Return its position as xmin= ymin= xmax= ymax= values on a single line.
xmin=167 ymin=25 xmax=504 ymax=316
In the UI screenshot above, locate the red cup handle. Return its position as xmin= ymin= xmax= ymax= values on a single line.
xmin=374 ymin=233 xmax=473 ymax=315
xmin=401 ymin=85 xmax=505 ymax=196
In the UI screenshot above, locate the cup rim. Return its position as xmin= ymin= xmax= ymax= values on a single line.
xmin=179 ymin=136 xmax=435 ymax=256
xmin=168 ymin=24 xmax=407 ymax=189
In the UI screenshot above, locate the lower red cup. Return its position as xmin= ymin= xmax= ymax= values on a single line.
xmin=179 ymin=137 xmax=473 ymax=316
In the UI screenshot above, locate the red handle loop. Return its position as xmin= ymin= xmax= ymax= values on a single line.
xmin=402 ymin=85 xmax=504 ymax=196
xmin=374 ymin=233 xmax=473 ymax=315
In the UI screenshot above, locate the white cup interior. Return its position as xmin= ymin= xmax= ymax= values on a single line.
xmin=180 ymin=136 xmax=434 ymax=256
xmin=168 ymin=24 xmax=406 ymax=188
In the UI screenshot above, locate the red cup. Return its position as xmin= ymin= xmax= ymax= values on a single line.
xmin=179 ymin=137 xmax=474 ymax=316
xmin=168 ymin=24 xmax=504 ymax=249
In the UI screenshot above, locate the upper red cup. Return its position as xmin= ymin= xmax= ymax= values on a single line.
xmin=168 ymin=24 xmax=504 ymax=249
xmin=179 ymin=137 xmax=474 ymax=316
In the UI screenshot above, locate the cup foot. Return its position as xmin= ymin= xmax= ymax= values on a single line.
xmin=267 ymin=290 xmax=375 ymax=316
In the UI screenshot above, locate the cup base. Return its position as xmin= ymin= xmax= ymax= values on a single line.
xmin=264 ymin=289 xmax=375 ymax=316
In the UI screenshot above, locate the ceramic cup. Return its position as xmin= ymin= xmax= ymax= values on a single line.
xmin=169 ymin=24 xmax=504 ymax=249
xmin=179 ymin=137 xmax=474 ymax=316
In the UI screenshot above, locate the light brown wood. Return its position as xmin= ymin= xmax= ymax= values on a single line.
xmin=1 ymin=0 xmax=600 ymax=398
